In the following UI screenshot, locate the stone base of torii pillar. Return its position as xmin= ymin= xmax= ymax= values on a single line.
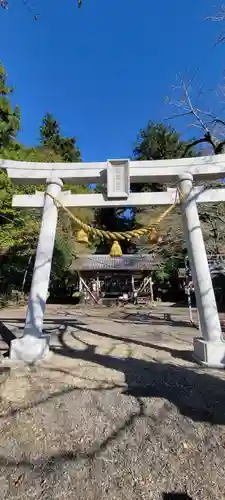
xmin=10 ymin=177 xmax=63 ymax=364
xmin=193 ymin=338 xmax=225 ymax=368
xmin=10 ymin=335 xmax=50 ymax=364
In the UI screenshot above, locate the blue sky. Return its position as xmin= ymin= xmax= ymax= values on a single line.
xmin=0 ymin=0 xmax=224 ymax=161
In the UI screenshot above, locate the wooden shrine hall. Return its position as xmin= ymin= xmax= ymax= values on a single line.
xmin=71 ymin=254 xmax=159 ymax=304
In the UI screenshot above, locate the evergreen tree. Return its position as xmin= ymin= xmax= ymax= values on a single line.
xmin=40 ymin=113 xmax=60 ymax=151
xmin=133 ymin=121 xmax=194 ymax=192
xmin=40 ymin=112 xmax=81 ymax=162
xmin=134 ymin=121 xmax=193 ymax=161
xmin=0 ymin=63 xmax=20 ymax=149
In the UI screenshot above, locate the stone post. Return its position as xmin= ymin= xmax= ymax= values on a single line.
xmin=179 ymin=173 xmax=225 ymax=367
xmin=10 ymin=178 xmax=63 ymax=363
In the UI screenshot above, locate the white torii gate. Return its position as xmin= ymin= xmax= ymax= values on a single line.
xmin=2 ymin=154 xmax=225 ymax=367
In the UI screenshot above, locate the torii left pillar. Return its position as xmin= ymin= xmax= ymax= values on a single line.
xmin=10 ymin=177 xmax=63 ymax=363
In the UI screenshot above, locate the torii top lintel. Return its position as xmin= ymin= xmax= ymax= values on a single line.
xmin=1 ymin=154 xmax=225 ymax=185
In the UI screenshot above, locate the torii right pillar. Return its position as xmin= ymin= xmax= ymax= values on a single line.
xmin=179 ymin=173 xmax=225 ymax=367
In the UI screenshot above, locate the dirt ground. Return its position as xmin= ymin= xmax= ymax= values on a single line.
xmin=0 ymin=304 xmax=224 ymax=499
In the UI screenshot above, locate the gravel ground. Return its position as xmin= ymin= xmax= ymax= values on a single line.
xmin=0 ymin=306 xmax=224 ymax=499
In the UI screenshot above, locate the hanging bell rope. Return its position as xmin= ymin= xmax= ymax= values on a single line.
xmin=47 ymin=187 xmax=183 ymax=255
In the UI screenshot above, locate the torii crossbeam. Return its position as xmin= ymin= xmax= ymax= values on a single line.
xmin=3 ymin=154 xmax=225 ymax=367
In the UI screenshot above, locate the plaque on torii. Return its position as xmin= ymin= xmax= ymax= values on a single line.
xmin=107 ymin=159 xmax=130 ymax=199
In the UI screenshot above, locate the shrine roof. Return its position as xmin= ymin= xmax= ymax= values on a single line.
xmin=71 ymin=254 xmax=159 ymax=271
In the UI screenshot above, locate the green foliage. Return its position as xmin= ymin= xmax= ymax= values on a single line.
xmin=40 ymin=113 xmax=60 ymax=149
xmin=0 ymin=168 xmax=40 ymax=250
xmin=0 ymin=140 xmax=66 ymax=253
xmin=39 ymin=112 xmax=94 ymax=258
xmin=154 ymin=256 xmax=181 ymax=283
xmin=0 ymin=143 xmax=46 ymax=252
xmin=40 ymin=112 xmax=81 ymax=162
xmin=51 ymin=232 xmax=74 ymax=284
xmin=134 ymin=121 xmax=193 ymax=161
xmin=0 ymin=63 xmax=20 ymax=149
xmin=133 ymin=121 xmax=194 ymax=193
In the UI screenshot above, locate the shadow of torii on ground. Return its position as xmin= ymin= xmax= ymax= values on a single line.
xmin=51 ymin=328 xmax=225 ymax=426
xmin=163 ymin=494 xmax=193 ymax=500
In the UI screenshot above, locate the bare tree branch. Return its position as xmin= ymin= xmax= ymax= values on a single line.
xmin=181 ymin=136 xmax=215 ymax=158
xmin=181 ymin=80 xmax=209 ymax=134
xmin=207 ymin=5 xmax=225 ymax=44
xmin=207 ymin=5 xmax=225 ymax=22
xmin=167 ymin=75 xmax=225 ymax=156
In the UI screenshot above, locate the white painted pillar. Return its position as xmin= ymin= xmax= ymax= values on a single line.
xmin=96 ymin=273 xmax=100 ymax=299
xmin=149 ymin=276 xmax=154 ymax=303
xmin=179 ymin=173 xmax=225 ymax=367
xmin=10 ymin=177 xmax=63 ymax=363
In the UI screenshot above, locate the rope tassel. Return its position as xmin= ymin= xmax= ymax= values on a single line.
xmin=110 ymin=240 xmax=122 ymax=257
xmin=148 ymin=228 xmax=159 ymax=244
xmin=76 ymin=229 xmax=89 ymax=244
